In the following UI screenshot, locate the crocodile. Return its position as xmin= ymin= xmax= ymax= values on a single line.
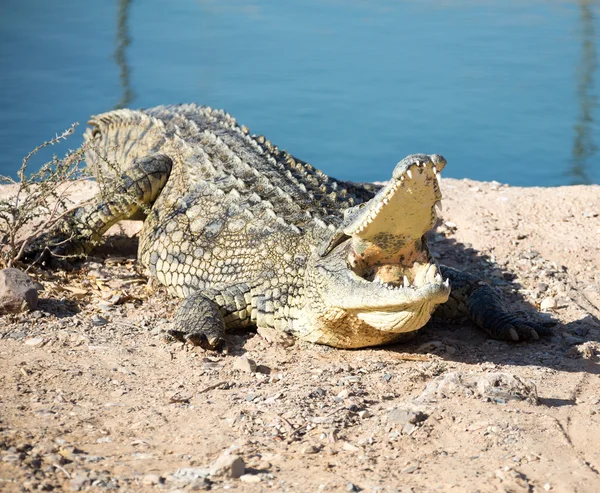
xmin=26 ymin=103 xmax=549 ymax=349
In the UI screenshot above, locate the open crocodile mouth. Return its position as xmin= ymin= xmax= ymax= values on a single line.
xmin=341 ymin=154 xmax=450 ymax=327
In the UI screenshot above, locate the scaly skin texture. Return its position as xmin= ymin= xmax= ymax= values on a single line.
xmin=26 ymin=104 xmax=549 ymax=349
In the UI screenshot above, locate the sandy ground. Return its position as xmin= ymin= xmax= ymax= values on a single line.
xmin=1 ymin=178 xmax=600 ymax=493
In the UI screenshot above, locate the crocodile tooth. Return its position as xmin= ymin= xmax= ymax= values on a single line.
xmin=403 ymin=275 xmax=410 ymax=288
xmin=433 ymin=167 xmax=438 ymax=175
xmin=443 ymin=279 xmax=450 ymax=288
xmin=426 ymin=264 xmax=438 ymax=284
xmin=435 ymin=273 xmax=442 ymax=283
xmin=434 ymin=200 xmax=443 ymax=214
xmin=406 ymin=169 xmax=413 ymax=179
xmin=436 ymin=173 xmax=442 ymax=188
xmin=383 ymin=198 xmax=389 ymax=205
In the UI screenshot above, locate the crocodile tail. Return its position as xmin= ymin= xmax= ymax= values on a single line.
xmin=84 ymin=109 xmax=166 ymax=181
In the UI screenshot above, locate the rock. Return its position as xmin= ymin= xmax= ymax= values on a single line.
xmin=346 ymin=482 xmax=360 ymax=491
xmin=387 ymin=408 xmax=428 ymax=426
xmin=336 ymin=388 xmax=350 ymax=400
xmin=341 ymin=442 xmax=360 ymax=452
xmin=416 ymin=372 xmax=539 ymax=404
xmin=358 ymin=410 xmax=371 ymax=419
xmin=210 ymin=453 xmax=245 ymax=478
xmin=301 ymin=445 xmax=320 ymax=454
xmin=69 ymin=474 xmax=89 ymax=491
xmin=91 ymin=315 xmax=109 ymax=326
xmin=0 ymin=268 xmax=39 ymax=314
xmin=171 ymin=467 xmax=211 ymax=483
xmin=540 ymin=297 xmax=557 ymax=311
xmin=256 ymin=326 xmax=295 ymax=347
xmin=188 ymin=478 xmax=211 ymax=491
xmin=24 ymin=337 xmax=44 ymax=346
xmin=142 ymin=474 xmax=163 ymax=485
xmin=401 ymin=464 xmax=419 ymax=474
xmin=240 ymin=473 xmax=262 ymax=483
xmin=233 ymin=356 xmax=257 ymax=373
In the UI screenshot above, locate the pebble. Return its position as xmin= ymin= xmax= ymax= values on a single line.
xmin=233 ymin=356 xmax=257 ymax=373
xmin=346 ymin=482 xmax=360 ymax=492
xmin=0 ymin=268 xmax=39 ymax=314
xmin=387 ymin=408 xmax=428 ymax=426
xmin=540 ymin=297 xmax=557 ymax=311
xmin=188 ymin=478 xmax=211 ymax=491
xmin=301 ymin=445 xmax=320 ymax=454
xmin=142 ymin=474 xmax=163 ymax=485
xmin=69 ymin=474 xmax=89 ymax=491
xmin=24 ymin=337 xmax=44 ymax=346
xmin=401 ymin=464 xmax=419 ymax=474
xmin=91 ymin=315 xmax=109 ymax=326
xmin=358 ymin=410 xmax=371 ymax=419
xmin=240 ymin=474 xmax=262 ymax=483
xmin=171 ymin=467 xmax=211 ymax=482
xmin=210 ymin=453 xmax=245 ymax=478
xmin=337 ymin=389 xmax=350 ymax=399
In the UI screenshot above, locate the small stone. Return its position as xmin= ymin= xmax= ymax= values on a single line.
xmin=543 ymin=483 xmax=552 ymax=491
xmin=188 ymin=478 xmax=211 ymax=491
xmin=401 ymin=464 xmax=419 ymax=474
xmin=402 ymin=423 xmax=417 ymax=435
xmin=171 ymin=467 xmax=211 ymax=483
xmin=91 ymin=315 xmax=108 ymax=326
xmin=1 ymin=453 xmax=23 ymax=462
xmin=0 ymin=268 xmax=39 ymax=314
xmin=540 ymin=297 xmax=557 ymax=311
xmin=301 ymin=445 xmax=320 ymax=454
xmin=337 ymin=388 xmax=350 ymax=399
xmin=387 ymin=408 xmax=428 ymax=426
xmin=256 ymin=326 xmax=295 ymax=347
xmin=142 ymin=474 xmax=163 ymax=485
xmin=346 ymin=482 xmax=360 ymax=492
xmin=240 ymin=474 xmax=262 ymax=483
xmin=233 ymin=356 xmax=257 ymax=373
xmin=341 ymin=442 xmax=360 ymax=452
xmin=24 ymin=337 xmax=44 ymax=346
xmin=210 ymin=453 xmax=245 ymax=478
xmin=69 ymin=474 xmax=89 ymax=491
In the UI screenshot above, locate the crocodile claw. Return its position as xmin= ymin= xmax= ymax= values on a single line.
xmin=167 ymin=329 xmax=228 ymax=352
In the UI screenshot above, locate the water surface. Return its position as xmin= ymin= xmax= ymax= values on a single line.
xmin=0 ymin=0 xmax=598 ymax=186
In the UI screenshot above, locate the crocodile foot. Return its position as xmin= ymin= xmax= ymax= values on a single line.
xmin=171 ymin=291 xmax=228 ymax=352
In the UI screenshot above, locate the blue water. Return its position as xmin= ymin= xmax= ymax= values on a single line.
xmin=0 ymin=0 xmax=599 ymax=186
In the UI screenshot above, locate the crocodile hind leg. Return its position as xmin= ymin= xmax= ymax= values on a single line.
xmin=23 ymin=154 xmax=172 ymax=265
xmin=439 ymin=265 xmax=552 ymax=341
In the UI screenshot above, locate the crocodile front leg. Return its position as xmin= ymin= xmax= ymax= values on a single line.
xmin=23 ymin=154 xmax=172 ymax=265
xmin=439 ymin=265 xmax=551 ymax=341
xmin=169 ymin=291 xmax=228 ymax=351
xmin=167 ymin=285 xmax=253 ymax=352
